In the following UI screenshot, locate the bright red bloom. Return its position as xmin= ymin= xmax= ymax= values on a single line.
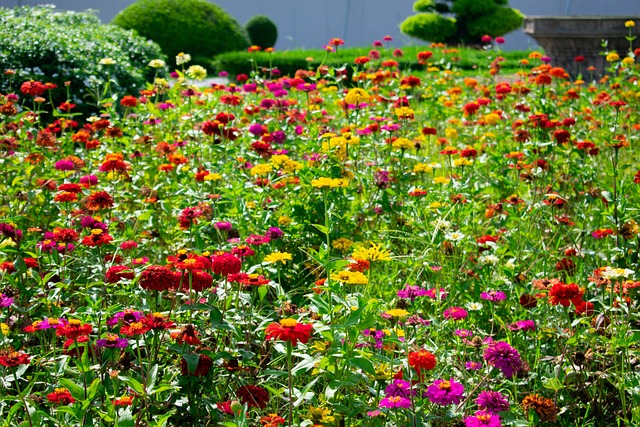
xmin=85 ymin=191 xmax=114 ymax=211
xmin=548 ymin=282 xmax=583 ymax=307
xmin=20 ymin=80 xmax=46 ymax=96
xmin=82 ymin=229 xmax=113 ymax=247
xmin=120 ymin=321 xmax=151 ymax=337
xmin=408 ymin=349 xmax=437 ymax=373
xmin=105 ymin=265 xmax=135 ymax=283
xmin=113 ymin=396 xmax=134 ymax=406
xmin=56 ymin=319 xmax=92 ymax=340
xmin=120 ymin=96 xmax=139 ymax=108
xmin=142 ymin=312 xmax=175 ymax=330
xmin=0 ymin=349 xmax=30 ymax=367
xmin=47 ymin=388 xmax=75 ymax=405
xmin=139 ymin=265 xmax=178 ymax=292
xmin=265 ymin=318 xmax=313 ymax=346
xmin=211 ymin=252 xmax=242 ymax=276
xmin=190 ymin=269 xmax=214 ymax=291
xmin=260 ymin=414 xmax=286 ymax=426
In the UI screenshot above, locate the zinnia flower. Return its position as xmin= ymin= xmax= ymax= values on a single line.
xmin=521 ymin=394 xmax=557 ymax=422
xmin=139 ymin=265 xmax=177 ymax=292
xmin=475 ymin=390 xmax=510 ymax=414
xmin=464 ymin=410 xmax=502 ymax=427
xmin=379 ymin=395 xmax=411 ymax=409
xmin=46 ymin=388 xmax=75 ymax=405
xmin=483 ymin=341 xmax=523 ymax=378
xmin=265 ymin=318 xmax=313 ymax=346
xmin=236 ymin=385 xmax=270 ymax=408
xmin=425 ymin=378 xmax=464 ymax=405
xmin=408 ymin=349 xmax=437 ymax=373
xmin=0 ymin=349 xmax=30 ymax=367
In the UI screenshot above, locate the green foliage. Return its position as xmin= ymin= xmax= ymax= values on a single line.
xmin=413 ymin=0 xmax=436 ymax=12
xmin=112 ymin=0 xmax=249 ymax=66
xmin=452 ymin=0 xmax=497 ymax=17
xmin=465 ymin=7 xmax=525 ymax=39
xmin=245 ymin=15 xmax=278 ymax=49
xmin=400 ymin=13 xmax=457 ymax=44
xmin=0 ymin=6 xmax=164 ymax=112
xmin=401 ymin=0 xmax=523 ymax=45
xmin=211 ymin=46 xmax=530 ymax=79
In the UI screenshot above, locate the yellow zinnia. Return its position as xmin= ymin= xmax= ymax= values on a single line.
xmin=351 ymin=243 xmax=392 ymax=262
xmin=264 ymin=251 xmax=292 ymax=264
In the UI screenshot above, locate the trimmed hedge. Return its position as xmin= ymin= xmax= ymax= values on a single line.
xmin=211 ymin=46 xmax=531 ymax=79
xmin=112 ymin=0 xmax=249 ymax=66
xmin=0 ymin=6 xmax=164 ymax=113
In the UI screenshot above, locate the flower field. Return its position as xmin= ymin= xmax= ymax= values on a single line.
xmin=1 ymin=34 xmax=640 ymax=427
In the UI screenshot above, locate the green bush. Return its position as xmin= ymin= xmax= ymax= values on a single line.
xmin=112 ymin=0 xmax=249 ymax=66
xmin=401 ymin=0 xmax=523 ymax=45
xmin=211 ymin=46 xmax=530 ymax=79
xmin=400 ymin=13 xmax=457 ymax=44
xmin=465 ymin=7 xmax=525 ymax=40
xmin=0 ymin=6 xmax=164 ymax=112
xmin=245 ymin=15 xmax=278 ymax=49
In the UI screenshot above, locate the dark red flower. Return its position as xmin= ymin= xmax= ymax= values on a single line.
xmin=181 ymin=353 xmax=213 ymax=376
xmin=211 ymin=252 xmax=242 ymax=276
xmin=139 ymin=265 xmax=177 ymax=292
xmin=236 ymin=385 xmax=270 ymax=408
xmin=105 ymin=265 xmax=135 ymax=283
xmin=0 ymin=349 xmax=30 ymax=367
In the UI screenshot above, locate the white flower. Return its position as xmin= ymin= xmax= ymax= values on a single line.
xmin=466 ymin=302 xmax=483 ymax=311
xmin=176 ymin=52 xmax=191 ymax=66
xmin=99 ymin=58 xmax=116 ymax=65
xmin=445 ymin=231 xmax=465 ymax=242
xmin=478 ymin=254 xmax=499 ymax=265
xmin=148 ymin=59 xmax=166 ymax=68
xmin=601 ymin=266 xmax=634 ymax=280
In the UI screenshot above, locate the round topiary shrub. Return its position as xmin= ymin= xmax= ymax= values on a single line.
xmin=112 ymin=0 xmax=250 ymax=65
xmin=0 ymin=5 xmax=165 ymax=115
xmin=245 ymin=15 xmax=278 ymax=49
xmin=400 ymin=13 xmax=457 ymax=44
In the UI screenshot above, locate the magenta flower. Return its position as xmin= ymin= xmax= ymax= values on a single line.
xmin=443 ymin=306 xmax=468 ymax=321
xmin=464 ymin=410 xmax=502 ymax=427
xmin=465 ymin=360 xmax=483 ymax=371
xmin=397 ymin=285 xmax=429 ymax=300
xmin=384 ymin=379 xmax=415 ymax=398
xmin=507 ymin=320 xmax=536 ymax=332
xmin=483 ymin=341 xmax=523 ymax=378
xmin=96 ymin=334 xmax=129 ymax=349
xmin=425 ymin=378 xmax=464 ymax=405
xmin=54 ymin=160 xmax=75 ymax=171
xmin=0 ymin=294 xmax=13 ymax=308
xmin=480 ymin=290 xmax=506 ymax=302
xmin=475 ymin=390 xmax=510 ymax=414
xmin=379 ymin=396 xmax=412 ymax=409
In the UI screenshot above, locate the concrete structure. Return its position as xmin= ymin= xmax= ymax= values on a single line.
xmin=1 ymin=0 xmax=639 ymax=52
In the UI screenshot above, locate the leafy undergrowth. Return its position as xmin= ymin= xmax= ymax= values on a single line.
xmin=0 ymin=37 xmax=639 ymax=427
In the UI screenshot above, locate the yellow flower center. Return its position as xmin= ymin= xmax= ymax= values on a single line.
xmin=438 ymin=380 xmax=451 ymax=390
xmin=280 ymin=318 xmax=298 ymax=327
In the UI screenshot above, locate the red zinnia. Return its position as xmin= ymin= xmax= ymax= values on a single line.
xmin=171 ymin=324 xmax=201 ymax=345
xmin=47 ymin=388 xmax=75 ymax=405
xmin=211 ymin=252 xmax=242 ymax=276
xmin=139 ymin=265 xmax=177 ymax=292
xmin=180 ymin=353 xmax=213 ymax=376
xmin=236 ymin=385 xmax=270 ymax=408
xmin=56 ymin=319 xmax=92 ymax=340
xmin=105 ymin=265 xmax=135 ymax=283
xmin=0 ymin=349 xmax=31 ymax=367
xmin=85 ymin=191 xmax=114 ymax=211
xmin=548 ymin=282 xmax=583 ymax=307
xmin=265 ymin=318 xmax=313 ymax=346
xmin=408 ymin=349 xmax=437 ymax=373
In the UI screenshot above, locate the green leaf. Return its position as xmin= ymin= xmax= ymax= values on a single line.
xmin=86 ymin=377 xmax=102 ymax=400
xmin=121 ymin=376 xmax=144 ymax=395
xmin=312 ymin=223 xmax=329 ymax=235
xmin=348 ymin=357 xmax=376 ymax=376
xmin=543 ymin=377 xmax=563 ymax=392
xmin=258 ymin=285 xmax=268 ymax=301
xmin=59 ymin=378 xmax=85 ymax=401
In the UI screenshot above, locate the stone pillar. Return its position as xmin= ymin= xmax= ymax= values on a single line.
xmin=524 ymin=16 xmax=640 ymax=76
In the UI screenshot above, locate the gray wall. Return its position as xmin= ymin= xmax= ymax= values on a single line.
xmin=2 ymin=0 xmax=639 ymax=52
